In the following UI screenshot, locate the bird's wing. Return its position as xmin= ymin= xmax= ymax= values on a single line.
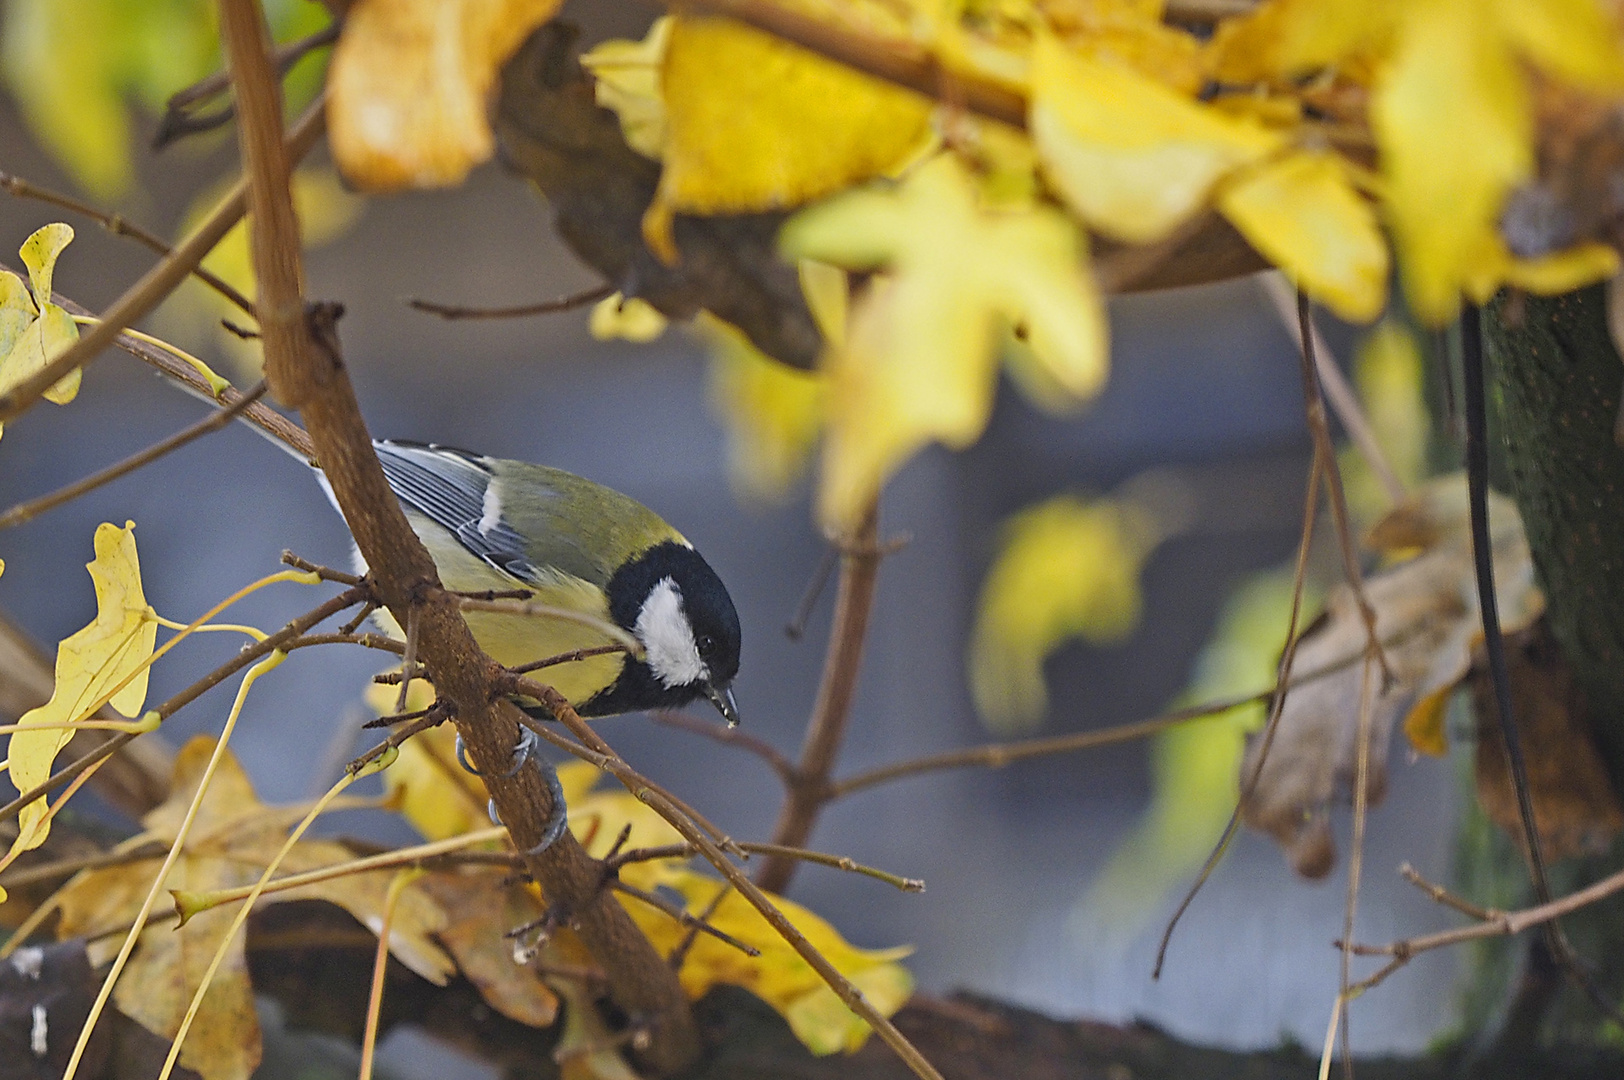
xmin=373 ymin=441 xmax=544 ymax=583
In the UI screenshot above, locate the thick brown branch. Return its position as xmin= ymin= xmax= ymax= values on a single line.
xmin=213 ymin=1 xmax=701 ymax=1069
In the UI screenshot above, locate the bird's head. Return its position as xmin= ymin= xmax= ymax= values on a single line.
xmin=589 ymin=541 xmax=742 ymax=724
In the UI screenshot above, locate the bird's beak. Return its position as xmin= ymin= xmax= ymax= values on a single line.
xmin=704 ymin=682 xmax=741 ymax=727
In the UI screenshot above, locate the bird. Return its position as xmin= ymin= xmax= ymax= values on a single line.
xmin=340 ymin=440 xmax=742 ymax=727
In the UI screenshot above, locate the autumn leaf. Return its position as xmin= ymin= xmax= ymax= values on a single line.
xmin=643 ymin=8 xmax=933 ymax=261
xmin=1217 ymin=151 xmax=1388 ymax=323
xmin=580 ymin=16 xmax=671 ymax=161
xmin=1030 ymin=33 xmax=1281 ymax=244
xmin=781 ymin=153 xmax=1106 ymax=530
xmin=418 ymin=868 xmax=560 ymax=1029
xmin=0 ymin=222 xmax=83 ymax=437
xmin=327 ymin=0 xmax=564 ymax=190
xmin=625 ymin=868 xmax=913 ymax=1055
xmin=1 ymin=522 xmax=156 ymax=879
xmin=1241 ymin=475 xmax=1544 ymax=878
xmin=968 ymin=491 xmax=1169 ymax=732
xmin=49 ymin=738 xmax=452 ymax=1080
xmin=703 ymin=314 xmax=825 ymax=502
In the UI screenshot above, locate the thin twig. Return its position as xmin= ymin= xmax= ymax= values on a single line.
xmin=608 ymin=841 xmax=924 ymax=892
xmin=759 ymin=503 xmax=882 ymax=892
xmin=509 ymin=643 xmax=628 ymax=675
xmin=1399 ymin=863 xmax=1499 ymax=922
xmin=0 ymin=170 xmax=253 ymax=313
xmin=1262 ymin=274 xmax=1405 ymax=506
xmin=156 ymin=22 xmax=341 ymax=148
xmin=1296 ymin=291 xmax=1391 ymax=683
xmin=651 ymin=709 xmax=797 ymax=785
xmin=0 ymin=840 xmax=168 ymax=890
xmin=0 ymin=95 xmax=327 ymax=427
xmin=785 ymin=546 xmax=839 ymax=640
xmin=610 ymin=880 xmax=761 ymax=956
xmin=407 ymin=283 xmax=612 ymax=320
xmin=516 ymin=687 xmax=946 ymax=1080
xmin=1155 ymin=445 xmax=1323 ymax=979
xmin=0 ymin=382 xmax=269 ymax=529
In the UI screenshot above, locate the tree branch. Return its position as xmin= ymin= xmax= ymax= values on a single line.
xmin=212 ymin=1 xmax=702 ymax=1069
xmin=758 ymin=504 xmax=882 ymax=892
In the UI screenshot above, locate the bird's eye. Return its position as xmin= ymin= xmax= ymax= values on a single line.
xmin=696 ymin=634 xmax=715 ymax=655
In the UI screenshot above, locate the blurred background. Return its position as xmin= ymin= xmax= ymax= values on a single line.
xmin=0 ymin=2 xmax=1471 ymax=1073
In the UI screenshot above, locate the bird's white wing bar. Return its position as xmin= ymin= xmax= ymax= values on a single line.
xmin=373 ymin=441 xmax=537 ymax=579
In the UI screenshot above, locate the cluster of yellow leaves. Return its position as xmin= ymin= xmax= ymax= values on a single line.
xmin=1212 ymin=0 xmax=1624 ymax=323
xmin=365 ymin=675 xmax=914 ymax=1056
xmin=46 ymin=738 xmax=454 ymax=1080
xmin=0 ymin=521 xmax=156 ymax=890
xmin=0 ymin=223 xmax=83 ymax=438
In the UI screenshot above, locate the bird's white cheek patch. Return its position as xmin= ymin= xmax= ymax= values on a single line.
xmin=636 ymin=577 xmax=707 ymax=689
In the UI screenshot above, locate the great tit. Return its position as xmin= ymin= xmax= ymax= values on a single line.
xmin=346 ymin=441 xmax=742 ymax=726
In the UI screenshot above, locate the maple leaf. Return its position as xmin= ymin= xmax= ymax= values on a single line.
xmin=579 ymin=16 xmax=671 ymax=162
xmin=327 ymin=0 xmax=564 ymax=190
xmin=642 ymin=9 xmax=933 ymax=262
xmin=0 ymin=222 xmax=83 ymax=438
xmin=1241 ymin=476 xmax=1544 ymax=878
xmin=48 ymin=738 xmax=453 ymax=1080
xmin=781 ymin=153 xmax=1106 ymax=530
xmin=0 ymin=522 xmax=156 ymax=881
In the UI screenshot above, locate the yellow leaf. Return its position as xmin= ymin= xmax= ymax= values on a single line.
xmin=1217 ymin=151 xmax=1388 ymax=323
xmin=19 ymin=221 xmax=72 ymax=305
xmin=1373 ymin=0 xmax=1531 ymax=323
xmin=0 ymin=224 xmax=83 ymax=430
xmin=968 ymin=494 xmax=1159 ymax=731
xmin=1497 ymin=0 xmax=1624 ymax=91
xmin=328 ymin=0 xmax=565 ymax=190
xmin=624 ymin=868 xmax=912 ymax=1055
xmin=52 ymin=737 xmax=453 ymax=1080
xmin=781 ymin=154 xmax=1106 ymax=530
xmin=580 ymin=16 xmax=671 ymax=160
xmin=589 ymin=292 xmax=669 ymax=343
xmin=1466 ymin=238 xmax=1622 ymax=303
xmin=1353 ymin=319 xmax=1429 ymax=492
xmin=3 ymin=522 xmax=156 ymax=865
xmin=645 ymin=10 xmax=932 ymax=260
xmin=1030 ymin=33 xmax=1281 ymax=243
xmin=1402 ymin=684 xmax=1453 ymax=757
xmin=703 ymin=315 xmax=824 ymax=502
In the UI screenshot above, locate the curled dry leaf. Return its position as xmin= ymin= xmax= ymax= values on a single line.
xmin=1471 ymin=621 xmax=1624 ymax=862
xmin=1240 ymin=474 xmax=1544 ymax=878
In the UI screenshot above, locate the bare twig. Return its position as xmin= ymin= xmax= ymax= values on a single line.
xmin=0 ymin=95 xmax=327 ymax=427
xmin=1399 ymin=863 xmax=1499 ymax=922
xmin=759 ymin=503 xmax=883 ymax=892
xmin=608 ymin=840 xmax=924 ymax=892
xmin=610 ymin=880 xmax=761 ymax=956
xmin=408 ymin=282 xmax=612 ymax=320
xmin=0 ymin=382 xmax=269 ymax=529
xmin=785 ymin=546 xmax=839 ymax=640
xmin=1155 ymin=446 xmax=1323 ymax=979
xmin=651 ymin=709 xmax=797 ymax=785
xmin=157 ymin=22 xmax=340 ymax=148
xmin=1262 ymin=274 xmax=1405 ymax=506
xmin=514 ymin=685 xmax=946 ymax=1080
xmin=0 ymin=171 xmax=253 ymax=314
xmin=213 ymin=1 xmax=702 ymax=1066
xmin=1295 ymin=291 xmax=1390 ymax=682
xmin=0 ymin=840 xmax=168 ymax=890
